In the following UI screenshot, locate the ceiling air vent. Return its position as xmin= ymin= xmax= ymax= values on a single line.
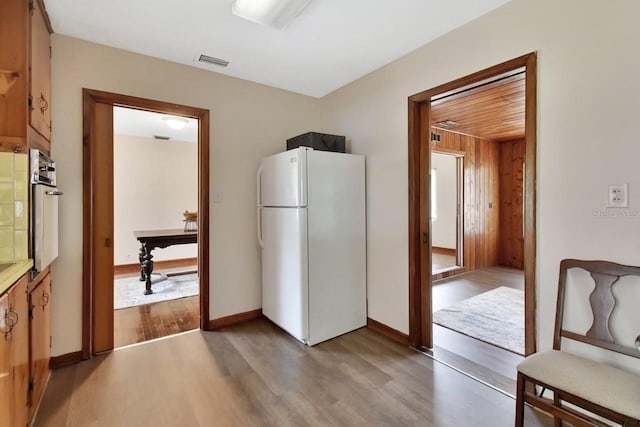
xmin=435 ymin=120 xmax=458 ymax=128
xmin=154 ymin=135 xmax=171 ymax=140
xmin=198 ymin=54 xmax=230 ymax=67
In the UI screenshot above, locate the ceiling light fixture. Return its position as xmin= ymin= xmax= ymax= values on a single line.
xmin=162 ymin=116 xmax=189 ymax=130
xmin=232 ymin=0 xmax=311 ymax=30
xmin=436 ymin=120 xmax=459 ymax=128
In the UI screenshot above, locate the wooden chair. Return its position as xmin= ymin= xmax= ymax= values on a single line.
xmin=515 ymin=259 xmax=640 ymax=427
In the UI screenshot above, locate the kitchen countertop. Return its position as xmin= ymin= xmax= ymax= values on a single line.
xmin=0 ymin=259 xmax=33 ymax=295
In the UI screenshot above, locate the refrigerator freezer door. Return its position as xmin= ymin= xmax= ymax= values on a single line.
xmin=261 ymin=207 xmax=309 ymax=342
xmin=258 ymin=148 xmax=308 ymax=207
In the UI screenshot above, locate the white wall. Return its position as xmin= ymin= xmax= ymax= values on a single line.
xmin=113 ymin=134 xmax=198 ymax=265
xmin=318 ymin=0 xmax=640 ymax=366
xmin=50 ymin=35 xmax=321 ymax=356
xmin=431 ymin=153 xmax=457 ymax=249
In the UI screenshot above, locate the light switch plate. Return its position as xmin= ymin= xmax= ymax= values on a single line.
xmin=213 ymin=190 xmax=224 ymax=203
xmin=607 ymin=184 xmax=628 ymax=208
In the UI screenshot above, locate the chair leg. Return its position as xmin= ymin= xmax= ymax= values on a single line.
xmin=553 ymin=392 xmax=562 ymax=427
xmin=515 ymin=372 xmax=525 ymax=427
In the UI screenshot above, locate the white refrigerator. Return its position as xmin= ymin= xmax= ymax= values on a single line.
xmin=257 ymin=147 xmax=366 ymax=346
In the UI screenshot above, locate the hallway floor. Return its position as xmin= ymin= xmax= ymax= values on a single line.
xmin=36 ymin=317 xmax=549 ymax=426
xmin=430 ymin=266 xmax=525 ymax=395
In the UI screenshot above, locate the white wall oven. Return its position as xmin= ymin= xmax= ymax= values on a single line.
xmin=30 ymin=149 xmax=62 ymax=274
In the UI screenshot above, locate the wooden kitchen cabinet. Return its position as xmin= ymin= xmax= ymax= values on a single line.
xmin=0 ymin=274 xmax=30 ymax=427
xmin=29 ymin=0 xmax=52 ymax=142
xmin=29 ymin=272 xmax=51 ymax=418
xmin=0 ymin=271 xmax=51 ymax=427
xmin=9 ymin=275 xmax=29 ymax=427
xmin=0 ymin=0 xmax=52 ymax=154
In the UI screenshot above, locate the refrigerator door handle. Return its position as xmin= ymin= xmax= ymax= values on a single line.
xmin=256 ymin=164 xmax=263 ymax=206
xmin=257 ymin=207 xmax=264 ymax=248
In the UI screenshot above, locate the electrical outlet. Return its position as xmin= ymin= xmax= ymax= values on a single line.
xmin=608 ymin=184 xmax=628 ymax=208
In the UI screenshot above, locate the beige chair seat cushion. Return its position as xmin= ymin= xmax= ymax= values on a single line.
xmin=518 ymin=350 xmax=640 ymax=419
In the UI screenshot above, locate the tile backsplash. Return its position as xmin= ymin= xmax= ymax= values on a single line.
xmin=0 ymin=152 xmax=29 ymax=263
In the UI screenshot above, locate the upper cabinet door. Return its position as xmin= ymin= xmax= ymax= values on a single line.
xmin=0 ymin=0 xmax=29 ymax=152
xmin=258 ymin=148 xmax=308 ymax=207
xmin=29 ymin=0 xmax=51 ymax=142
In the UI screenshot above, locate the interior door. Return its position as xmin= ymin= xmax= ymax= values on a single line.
xmin=261 ymin=207 xmax=308 ymax=342
xmin=430 ymin=151 xmax=464 ymax=274
xmin=90 ymin=101 xmax=114 ymax=354
xmin=259 ymin=148 xmax=307 ymax=207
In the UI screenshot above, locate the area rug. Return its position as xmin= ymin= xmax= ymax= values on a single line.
xmin=114 ymin=273 xmax=199 ymax=310
xmin=433 ymin=286 xmax=524 ymax=355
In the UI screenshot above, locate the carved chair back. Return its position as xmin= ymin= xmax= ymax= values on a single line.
xmin=554 ymin=259 xmax=640 ymax=358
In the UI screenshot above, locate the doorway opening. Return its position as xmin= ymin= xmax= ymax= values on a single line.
xmin=82 ymin=90 xmax=210 ymax=357
xmin=408 ymin=53 xmax=536 ymax=394
xmin=112 ymin=106 xmax=200 ymax=348
xmin=430 ymin=150 xmax=463 ymax=277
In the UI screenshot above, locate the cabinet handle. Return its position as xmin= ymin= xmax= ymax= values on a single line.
xmin=7 ymin=309 xmax=18 ymax=326
xmin=42 ymin=291 xmax=50 ymax=307
xmin=39 ymin=93 xmax=49 ymax=114
xmin=2 ymin=309 xmax=17 ymax=340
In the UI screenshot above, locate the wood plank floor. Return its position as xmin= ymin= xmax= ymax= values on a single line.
xmin=114 ymin=295 xmax=199 ymax=348
xmin=432 ymin=253 xmax=457 ymax=273
xmin=114 ymin=267 xmax=200 ymax=348
xmin=35 ymin=319 xmax=551 ymax=426
xmin=430 ymin=266 xmax=525 ymax=395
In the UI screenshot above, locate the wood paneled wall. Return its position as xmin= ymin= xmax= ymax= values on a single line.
xmin=498 ymin=138 xmax=524 ymax=269
xmin=431 ymin=129 xmax=500 ymax=272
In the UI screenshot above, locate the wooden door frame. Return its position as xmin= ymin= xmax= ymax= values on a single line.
xmin=82 ymin=89 xmax=210 ymax=358
xmin=407 ymin=52 xmax=537 ymax=354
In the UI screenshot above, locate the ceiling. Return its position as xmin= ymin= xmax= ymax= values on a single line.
xmin=113 ymin=107 xmax=198 ymax=143
xmin=44 ymin=0 xmax=512 ymax=98
xmin=431 ymin=69 xmax=525 ymax=141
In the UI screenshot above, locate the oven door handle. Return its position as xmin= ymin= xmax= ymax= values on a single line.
xmin=45 ymin=190 xmax=63 ymax=196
